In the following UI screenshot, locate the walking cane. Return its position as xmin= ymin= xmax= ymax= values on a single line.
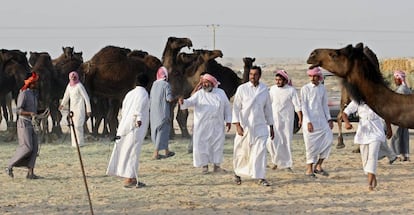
xmin=68 ymin=111 xmax=94 ymax=215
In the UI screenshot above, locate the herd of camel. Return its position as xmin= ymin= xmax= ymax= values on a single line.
xmin=0 ymin=37 xmax=255 ymax=142
xmin=1 ymin=38 xmax=412 ymax=147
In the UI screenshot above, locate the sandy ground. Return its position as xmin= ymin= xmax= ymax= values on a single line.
xmin=1 ymin=60 xmax=414 ymax=214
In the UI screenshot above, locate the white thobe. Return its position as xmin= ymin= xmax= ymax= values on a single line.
xmin=344 ymin=101 xmax=385 ymax=174
xmin=232 ymin=82 xmax=273 ymax=179
xmin=106 ymin=86 xmax=149 ymax=179
xmin=60 ymin=83 xmax=91 ymax=147
xmin=266 ymin=85 xmax=301 ymax=168
xmin=301 ymin=82 xmax=333 ymax=164
xmin=180 ymin=88 xmax=232 ymax=167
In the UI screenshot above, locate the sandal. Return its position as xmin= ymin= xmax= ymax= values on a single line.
xmin=258 ymin=179 xmax=270 ymax=187
xmin=202 ymin=165 xmax=209 ymax=174
xmin=165 ymin=151 xmax=175 ymax=158
xmin=314 ymin=169 xmax=329 ymax=176
xmin=136 ymin=181 xmax=146 ymax=188
xmin=152 ymin=155 xmax=166 ymax=160
xmin=5 ymin=167 xmax=13 ymax=178
xmin=26 ymin=174 xmax=42 ymax=180
xmin=234 ymin=175 xmax=241 ymax=185
xmin=305 ymin=173 xmax=317 ymax=178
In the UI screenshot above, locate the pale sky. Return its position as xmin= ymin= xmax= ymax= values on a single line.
xmin=1 ymin=0 xmax=414 ymax=60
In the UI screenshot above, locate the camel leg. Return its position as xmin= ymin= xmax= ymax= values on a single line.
xmin=107 ymin=99 xmax=121 ymax=138
xmin=169 ymin=102 xmax=177 ymax=139
xmin=336 ymin=115 xmax=345 ymax=149
xmin=176 ymin=106 xmax=190 ymax=138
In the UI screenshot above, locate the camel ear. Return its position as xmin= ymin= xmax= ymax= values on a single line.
xmin=355 ymin=43 xmax=363 ymax=49
xmin=252 ymin=58 xmax=256 ymax=62
xmin=342 ymin=44 xmax=353 ymax=56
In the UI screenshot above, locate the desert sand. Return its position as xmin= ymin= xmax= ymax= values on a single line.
xmin=1 ymin=58 xmax=414 ymax=215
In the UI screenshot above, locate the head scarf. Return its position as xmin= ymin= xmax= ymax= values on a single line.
xmin=201 ymin=73 xmax=220 ymax=88
xmin=21 ymin=72 xmax=39 ymax=91
xmin=156 ymin=66 xmax=168 ymax=80
xmin=307 ymin=67 xmax=323 ymax=81
xmin=394 ymin=70 xmax=407 ymax=86
xmin=275 ymin=70 xmax=292 ymax=86
xmin=69 ymin=71 xmax=80 ymax=86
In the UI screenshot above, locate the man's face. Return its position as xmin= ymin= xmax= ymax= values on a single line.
xmin=309 ymin=75 xmax=320 ymax=85
xmin=29 ymin=81 xmax=38 ymax=89
xmin=275 ymin=76 xmax=286 ymax=87
xmin=249 ymin=69 xmax=261 ymax=86
xmin=202 ymin=79 xmax=213 ymax=92
xmin=394 ymin=77 xmax=402 ymax=86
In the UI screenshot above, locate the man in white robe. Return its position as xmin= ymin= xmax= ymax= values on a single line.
xmin=232 ymin=66 xmax=274 ymax=186
xmin=343 ymin=100 xmax=393 ymax=191
xmin=267 ymin=70 xmax=302 ymax=171
xmin=106 ymin=74 xmax=150 ymax=188
xmin=179 ymin=74 xmax=232 ymax=174
xmin=301 ymin=67 xmax=333 ymax=178
xmin=59 ymin=71 xmax=91 ymax=147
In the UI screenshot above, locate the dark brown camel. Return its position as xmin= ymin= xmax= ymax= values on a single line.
xmin=0 ymin=49 xmax=31 ymax=141
xmin=307 ymin=43 xmax=414 ymax=128
xmin=161 ymin=37 xmax=193 ymax=138
xmin=29 ymin=51 xmax=55 ymax=142
xmin=78 ymin=46 xmax=159 ymax=137
xmin=242 ymin=57 xmax=255 ymax=83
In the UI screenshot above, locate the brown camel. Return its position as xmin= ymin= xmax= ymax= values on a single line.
xmin=29 ymin=51 xmax=55 ymax=142
xmin=307 ymin=43 xmax=414 ymax=128
xmin=161 ymin=37 xmax=193 ymax=138
xmin=242 ymin=57 xmax=255 ymax=83
xmin=0 ymin=49 xmax=31 ymax=141
xmin=78 ymin=46 xmax=160 ymax=137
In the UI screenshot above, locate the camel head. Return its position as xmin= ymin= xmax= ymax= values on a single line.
xmin=166 ymin=37 xmax=193 ymax=51
xmin=307 ymin=43 xmax=365 ymax=78
xmin=62 ymin=46 xmax=74 ymax=59
xmin=192 ymin=49 xmax=223 ymax=61
xmin=73 ymin=52 xmax=83 ymax=62
xmin=243 ymin=57 xmax=255 ymax=67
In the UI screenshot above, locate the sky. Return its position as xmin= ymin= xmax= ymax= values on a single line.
xmin=1 ymin=0 xmax=414 ymax=60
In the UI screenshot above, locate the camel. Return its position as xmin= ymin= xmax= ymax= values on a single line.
xmin=29 ymin=51 xmax=56 ymax=142
xmin=307 ymin=43 xmax=414 ymax=128
xmin=161 ymin=37 xmax=193 ymax=137
xmin=0 ymin=49 xmax=31 ymax=141
xmin=78 ymin=46 xmax=160 ymax=137
xmin=242 ymin=57 xmax=255 ymax=83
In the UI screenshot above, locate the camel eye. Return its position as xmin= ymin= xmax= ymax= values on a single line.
xmin=329 ymin=52 xmax=338 ymax=60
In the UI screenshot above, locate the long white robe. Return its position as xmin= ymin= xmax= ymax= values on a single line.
xmin=266 ymin=85 xmax=301 ymax=168
xmin=180 ymin=88 xmax=232 ymax=167
xmin=301 ymin=82 xmax=333 ymax=164
xmin=60 ymin=83 xmax=91 ymax=147
xmin=106 ymin=86 xmax=149 ymax=179
xmin=232 ymin=82 xmax=273 ymax=179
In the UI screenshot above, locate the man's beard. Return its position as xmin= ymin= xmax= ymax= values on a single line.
xmin=203 ymin=85 xmax=213 ymax=92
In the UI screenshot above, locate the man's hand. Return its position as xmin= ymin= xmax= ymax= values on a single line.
xmin=307 ymin=122 xmax=314 ymax=132
xmin=225 ymin=123 xmax=231 ymax=132
xmin=235 ymin=123 xmax=244 ymax=136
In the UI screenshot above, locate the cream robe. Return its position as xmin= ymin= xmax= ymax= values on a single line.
xmin=60 ymin=83 xmax=91 ymax=147
xmin=181 ymin=88 xmax=232 ymax=167
xmin=301 ymin=82 xmax=333 ymax=164
xmin=267 ymin=85 xmax=301 ymax=168
xmin=106 ymin=86 xmax=149 ymax=179
xmin=232 ymin=82 xmax=273 ymax=179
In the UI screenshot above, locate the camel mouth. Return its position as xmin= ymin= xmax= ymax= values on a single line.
xmin=308 ymin=63 xmax=320 ymax=69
